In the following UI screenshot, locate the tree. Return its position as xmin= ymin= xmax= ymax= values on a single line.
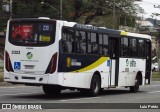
xmin=0 ymin=0 xmax=144 ymax=29
xmin=61 ymin=0 xmax=144 ymax=27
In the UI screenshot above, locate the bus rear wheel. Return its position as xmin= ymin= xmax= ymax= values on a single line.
xmin=42 ymin=85 xmax=61 ymax=95
xmin=130 ymin=75 xmax=140 ymax=93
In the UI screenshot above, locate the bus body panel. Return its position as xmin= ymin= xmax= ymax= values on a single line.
xmin=4 ymin=19 xmax=59 ymax=84
xmin=118 ymin=58 xmax=146 ymax=87
xmin=58 ymin=54 xmax=110 ymax=88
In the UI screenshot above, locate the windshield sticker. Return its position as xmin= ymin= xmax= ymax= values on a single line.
xmin=107 ymin=60 xmax=110 ymax=66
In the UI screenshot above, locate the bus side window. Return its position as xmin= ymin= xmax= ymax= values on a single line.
xmin=88 ymin=32 xmax=92 ymax=53
xmin=129 ymin=38 xmax=137 ymax=57
xmin=62 ymin=28 xmax=74 ymax=53
xmin=138 ymin=39 xmax=145 ymax=57
xmin=121 ymin=37 xmax=129 ymax=57
xmin=103 ymin=34 xmax=109 ymax=55
xmin=76 ymin=31 xmax=87 ymax=54
xmin=99 ymin=34 xmax=103 ymax=54
xmin=90 ymin=33 xmax=98 ymax=54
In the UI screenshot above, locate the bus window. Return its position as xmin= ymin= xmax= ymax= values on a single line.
xmin=138 ymin=39 xmax=145 ymax=57
xmin=99 ymin=34 xmax=103 ymax=54
xmin=62 ymin=28 xmax=74 ymax=53
xmin=129 ymin=38 xmax=137 ymax=57
xmin=76 ymin=31 xmax=87 ymax=54
xmin=121 ymin=37 xmax=129 ymax=57
xmin=88 ymin=32 xmax=92 ymax=53
xmin=91 ymin=33 xmax=98 ymax=54
xmin=9 ymin=20 xmax=55 ymax=46
xmin=103 ymin=34 xmax=109 ymax=55
xmin=12 ymin=24 xmax=33 ymax=40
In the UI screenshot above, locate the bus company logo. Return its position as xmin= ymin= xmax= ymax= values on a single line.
xmin=26 ymin=52 xmax=33 ymax=59
xmin=126 ymin=59 xmax=136 ymax=67
xmin=130 ymin=59 xmax=136 ymax=67
xmin=126 ymin=59 xmax=129 ymax=67
xmin=66 ymin=57 xmax=71 ymax=68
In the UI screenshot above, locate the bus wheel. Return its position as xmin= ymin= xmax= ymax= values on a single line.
xmin=130 ymin=75 xmax=140 ymax=93
xmin=89 ymin=75 xmax=101 ymax=96
xmin=42 ymin=85 xmax=61 ymax=95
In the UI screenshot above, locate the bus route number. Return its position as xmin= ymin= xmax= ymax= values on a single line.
xmin=12 ymin=51 xmax=20 ymax=54
xmin=42 ymin=25 xmax=49 ymax=31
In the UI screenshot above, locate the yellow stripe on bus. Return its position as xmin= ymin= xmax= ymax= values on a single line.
xmin=120 ymin=31 xmax=128 ymax=36
xmin=72 ymin=57 xmax=109 ymax=73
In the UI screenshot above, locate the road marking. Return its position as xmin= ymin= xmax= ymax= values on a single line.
xmin=60 ymin=97 xmax=101 ymax=102
xmin=0 ymin=86 xmax=31 ymax=88
xmin=0 ymin=86 xmax=40 ymax=89
xmin=147 ymin=91 xmax=160 ymax=93
xmin=146 ymin=85 xmax=160 ymax=87
xmin=0 ymin=92 xmax=40 ymax=97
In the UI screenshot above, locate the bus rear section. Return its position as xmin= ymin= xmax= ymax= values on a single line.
xmin=4 ymin=18 xmax=59 ymax=85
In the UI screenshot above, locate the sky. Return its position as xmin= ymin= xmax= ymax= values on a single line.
xmin=138 ymin=0 xmax=160 ymax=20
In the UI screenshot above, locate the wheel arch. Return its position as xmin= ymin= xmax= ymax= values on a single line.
xmin=137 ymin=71 xmax=142 ymax=85
xmin=91 ymin=71 xmax=101 ymax=87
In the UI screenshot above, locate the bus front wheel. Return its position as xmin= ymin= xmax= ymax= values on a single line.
xmin=89 ymin=75 xmax=101 ymax=96
xmin=42 ymin=85 xmax=61 ymax=95
xmin=130 ymin=75 xmax=140 ymax=93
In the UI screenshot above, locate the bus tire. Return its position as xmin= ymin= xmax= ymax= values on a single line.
xmin=42 ymin=85 xmax=61 ymax=95
xmin=130 ymin=75 xmax=140 ymax=93
xmin=89 ymin=75 xmax=101 ymax=96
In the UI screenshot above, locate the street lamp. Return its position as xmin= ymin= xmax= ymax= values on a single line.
xmin=41 ymin=1 xmax=62 ymax=20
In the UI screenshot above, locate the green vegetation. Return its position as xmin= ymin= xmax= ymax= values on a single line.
xmin=0 ymin=0 xmax=144 ymax=31
xmin=152 ymin=72 xmax=160 ymax=81
xmin=0 ymin=72 xmax=3 ymax=82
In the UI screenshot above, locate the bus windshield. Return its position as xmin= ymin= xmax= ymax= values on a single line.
xmin=9 ymin=20 xmax=56 ymax=46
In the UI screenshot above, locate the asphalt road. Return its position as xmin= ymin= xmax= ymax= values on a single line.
xmin=0 ymin=81 xmax=160 ymax=112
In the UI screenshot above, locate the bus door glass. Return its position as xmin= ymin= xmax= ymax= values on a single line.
xmin=145 ymin=40 xmax=151 ymax=84
xmin=110 ymin=37 xmax=119 ymax=86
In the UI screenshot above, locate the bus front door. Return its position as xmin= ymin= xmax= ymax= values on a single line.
xmin=145 ymin=40 xmax=151 ymax=84
xmin=109 ymin=37 xmax=119 ymax=87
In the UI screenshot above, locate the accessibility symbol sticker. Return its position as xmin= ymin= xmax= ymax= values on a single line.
xmin=107 ymin=60 xmax=110 ymax=66
xmin=14 ymin=62 xmax=21 ymax=70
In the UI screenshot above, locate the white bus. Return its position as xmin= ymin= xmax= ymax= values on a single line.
xmin=4 ymin=18 xmax=151 ymax=96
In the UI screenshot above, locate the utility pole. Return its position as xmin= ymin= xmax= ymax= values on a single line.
xmin=60 ymin=0 xmax=62 ymax=20
xmin=9 ymin=0 xmax=12 ymax=19
xmin=154 ymin=5 xmax=160 ymax=71
xmin=112 ymin=0 xmax=115 ymax=29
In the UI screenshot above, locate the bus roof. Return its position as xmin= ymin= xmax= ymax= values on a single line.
xmin=120 ymin=31 xmax=151 ymax=40
xmin=63 ymin=21 xmax=120 ymax=36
